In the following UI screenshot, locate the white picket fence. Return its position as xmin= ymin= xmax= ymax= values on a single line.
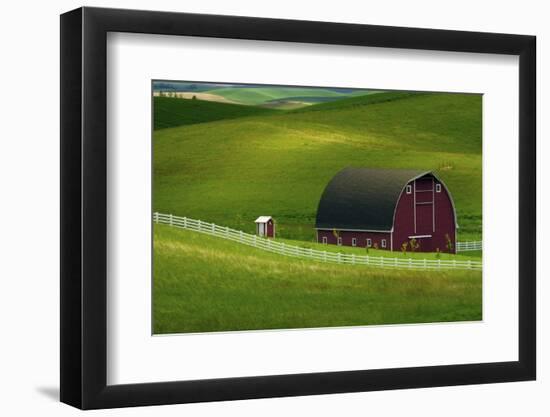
xmin=456 ymin=241 xmax=482 ymax=252
xmin=154 ymin=213 xmax=482 ymax=271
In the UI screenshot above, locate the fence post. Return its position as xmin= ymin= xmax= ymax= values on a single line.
xmin=154 ymin=212 xmax=158 ymax=223
xmin=337 ymin=253 xmax=341 ymax=263
xmin=351 ymin=254 xmax=355 ymax=265
xmin=453 ymin=259 xmax=456 ymax=268
xmin=409 ymin=258 xmax=412 ymax=268
xmin=366 ymin=255 xmax=369 ymax=265
xmin=323 ymin=251 xmax=327 ymax=262
xmin=423 ymin=258 xmax=427 ymax=269
xmin=183 ymin=217 xmax=187 ymax=228
xmin=239 ymin=230 xmax=243 ymax=242
xmin=468 ymin=260 xmax=471 ymax=269
xmin=394 ymin=257 xmax=397 ymax=267
xmin=438 ymin=259 xmax=441 ymax=269
xmin=254 ymin=235 xmax=257 ymax=247
xmin=169 ymin=214 xmax=173 ymax=226
xmin=211 ymin=223 xmax=215 ymax=234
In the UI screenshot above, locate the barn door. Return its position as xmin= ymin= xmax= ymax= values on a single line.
xmin=416 ymin=205 xmax=433 ymax=234
xmin=414 ymin=178 xmax=434 ymax=235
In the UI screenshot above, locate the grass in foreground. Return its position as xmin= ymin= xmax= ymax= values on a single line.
xmin=153 ymin=225 xmax=482 ymax=334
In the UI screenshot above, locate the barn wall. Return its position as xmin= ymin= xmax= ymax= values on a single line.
xmin=392 ymin=181 xmax=416 ymax=251
xmin=392 ymin=176 xmax=456 ymax=253
xmin=433 ymin=181 xmax=457 ymax=253
xmin=316 ymin=229 xmax=392 ymax=250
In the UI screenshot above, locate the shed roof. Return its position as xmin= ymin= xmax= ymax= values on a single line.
xmin=255 ymin=216 xmax=273 ymax=223
xmin=315 ymin=168 xmax=431 ymax=231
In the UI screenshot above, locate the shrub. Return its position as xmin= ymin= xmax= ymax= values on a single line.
xmin=445 ymin=233 xmax=454 ymax=253
xmin=409 ymin=238 xmax=420 ymax=252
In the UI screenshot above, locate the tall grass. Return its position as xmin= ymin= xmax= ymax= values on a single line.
xmin=153 ymin=225 xmax=482 ymax=334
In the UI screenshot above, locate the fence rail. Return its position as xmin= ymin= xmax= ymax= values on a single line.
xmin=154 ymin=213 xmax=482 ymax=271
xmin=456 ymin=241 xmax=482 ymax=252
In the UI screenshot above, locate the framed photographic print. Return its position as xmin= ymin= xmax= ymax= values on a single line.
xmin=60 ymin=6 xmax=536 ymax=409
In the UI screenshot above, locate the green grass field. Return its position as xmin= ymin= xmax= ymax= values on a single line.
xmin=153 ymin=92 xmax=482 ymax=241
xmin=153 ymin=224 xmax=482 ymax=334
xmin=153 ymin=96 xmax=277 ymax=129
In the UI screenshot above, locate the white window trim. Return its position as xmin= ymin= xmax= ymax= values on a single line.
xmin=406 ymin=185 xmax=412 ymax=194
xmin=381 ymin=239 xmax=387 ymax=248
xmin=337 ymin=237 xmax=342 ymax=246
xmin=322 ymin=236 xmax=327 ymax=244
xmin=352 ymin=238 xmax=357 ymax=247
xmin=366 ymin=238 xmax=372 ymax=247
xmin=435 ymin=183 xmax=442 ymax=193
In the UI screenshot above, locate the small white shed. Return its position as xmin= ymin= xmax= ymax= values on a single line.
xmin=255 ymin=216 xmax=275 ymax=238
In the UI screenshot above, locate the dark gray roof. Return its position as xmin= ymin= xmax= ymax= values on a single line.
xmin=315 ymin=168 xmax=430 ymax=231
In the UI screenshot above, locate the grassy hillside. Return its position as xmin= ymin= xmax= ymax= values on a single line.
xmin=207 ymin=87 xmax=370 ymax=105
xmin=290 ymin=91 xmax=420 ymax=113
xmin=153 ymin=224 xmax=482 ymax=334
xmin=153 ymin=92 xmax=482 ymax=241
xmin=154 ymin=96 xmax=277 ymax=129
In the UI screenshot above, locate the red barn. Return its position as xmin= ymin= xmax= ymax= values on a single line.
xmin=315 ymin=168 xmax=457 ymax=253
xmin=255 ymin=216 xmax=275 ymax=238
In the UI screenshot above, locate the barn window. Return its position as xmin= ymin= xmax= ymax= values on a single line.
xmin=381 ymin=239 xmax=387 ymax=248
xmin=322 ymin=236 xmax=327 ymax=244
xmin=406 ymin=185 xmax=412 ymax=194
xmin=366 ymin=238 xmax=372 ymax=247
xmin=435 ymin=183 xmax=442 ymax=193
xmin=337 ymin=237 xmax=342 ymax=246
xmin=352 ymin=238 xmax=357 ymax=247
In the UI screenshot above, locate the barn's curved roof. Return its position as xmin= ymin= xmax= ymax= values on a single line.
xmin=315 ymin=168 xmax=431 ymax=231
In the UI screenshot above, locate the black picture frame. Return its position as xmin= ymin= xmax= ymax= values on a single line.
xmin=60 ymin=6 xmax=536 ymax=410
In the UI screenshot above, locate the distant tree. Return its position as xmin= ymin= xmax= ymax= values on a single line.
xmin=401 ymin=241 xmax=408 ymax=256
xmin=409 ymin=238 xmax=420 ymax=253
xmin=435 ymin=247 xmax=441 ymax=259
xmin=192 ymin=95 xmax=197 ymax=100
xmin=373 ymin=242 xmax=379 ymax=250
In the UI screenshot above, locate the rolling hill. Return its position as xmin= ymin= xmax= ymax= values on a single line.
xmin=153 ymin=224 xmax=482 ymax=334
xmin=206 ymin=86 xmax=371 ymax=105
xmin=153 ymin=92 xmax=482 ymax=241
xmin=153 ymin=96 xmax=277 ymax=129
xmin=289 ymin=91 xmax=420 ymax=113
